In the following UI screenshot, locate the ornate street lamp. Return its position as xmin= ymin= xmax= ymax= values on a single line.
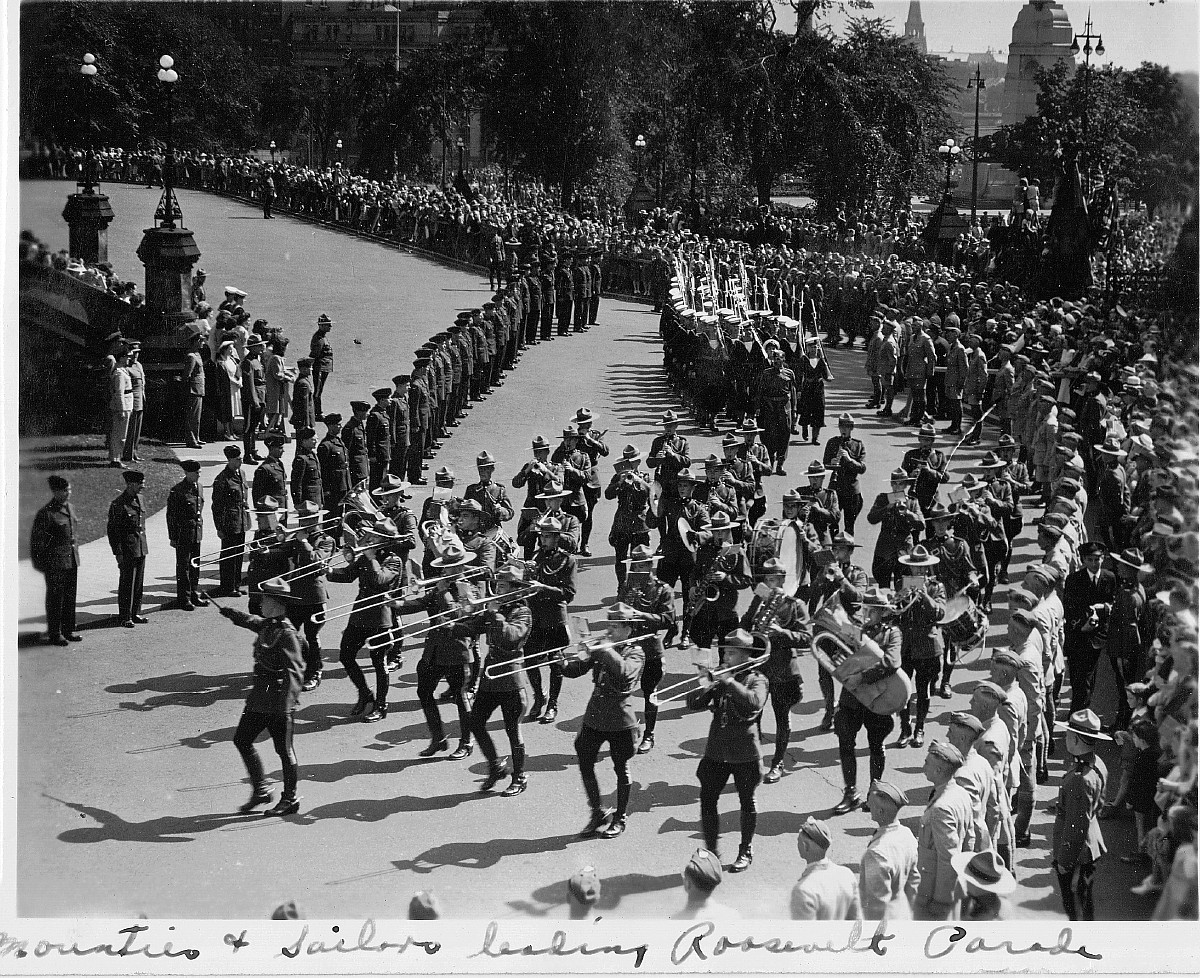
xmin=938 ymin=137 xmax=961 ymax=202
xmin=63 ymin=52 xmax=116 ymax=262
xmin=269 ymin=139 xmax=277 ymax=163
xmin=78 ymin=53 xmax=99 ymax=194
xmin=154 ymin=55 xmax=182 ymax=229
xmin=1070 ymin=12 xmax=1105 ymax=193
xmin=456 ymin=136 xmax=465 ymax=175
xmin=634 ymin=133 xmax=646 ymax=180
xmin=336 ymin=137 xmax=343 ymax=164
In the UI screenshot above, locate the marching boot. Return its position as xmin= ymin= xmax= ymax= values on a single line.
xmin=481 ymin=758 xmax=509 ymax=791
xmin=450 ymin=740 xmax=474 ymax=761
xmin=911 ymin=724 xmax=926 ymax=748
xmin=580 ymin=807 xmax=613 ymax=837
xmin=763 ymin=762 xmax=784 ymax=784
xmin=238 ymin=784 xmax=273 ymax=813
xmin=832 ymin=786 xmax=861 ymax=815
xmin=502 ymin=774 xmax=528 ymax=797
xmin=302 ymin=670 xmax=323 ymax=692
xmin=350 ymin=690 xmax=374 ymax=717
xmin=364 ymin=701 xmax=389 ymax=723
xmin=895 ymin=708 xmax=913 ymax=748
xmin=264 ymin=794 xmax=300 ymax=817
xmin=539 ymin=702 xmax=558 ymax=724
xmin=730 ymin=845 xmax=753 ymax=873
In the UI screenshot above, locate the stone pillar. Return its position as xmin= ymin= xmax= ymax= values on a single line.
xmin=62 ymin=192 xmax=115 ymax=265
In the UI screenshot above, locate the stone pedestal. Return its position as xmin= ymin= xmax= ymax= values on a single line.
xmin=136 ymin=226 xmax=202 ymax=334
xmin=624 ymin=181 xmax=655 ymax=221
xmin=136 ymin=226 xmax=203 ymax=440
xmin=924 ymin=200 xmax=969 ymax=265
xmin=62 ymin=192 xmax=115 ymax=265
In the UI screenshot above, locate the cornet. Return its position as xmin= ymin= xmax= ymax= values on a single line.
xmin=649 ymin=652 xmax=770 ymax=706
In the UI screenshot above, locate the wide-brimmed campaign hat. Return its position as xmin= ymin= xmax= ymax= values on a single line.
xmin=431 ymin=543 xmax=477 ymax=569
xmin=536 ymin=481 xmax=571 ymax=500
xmin=898 ymin=545 xmax=939 ymax=567
xmin=1055 ymin=708 xmax=1113 ymax=742
xmin=951 ymin=849 xmax=1017 ymax=896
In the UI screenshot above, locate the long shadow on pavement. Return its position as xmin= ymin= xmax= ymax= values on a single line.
xmin=509 ymin=870 xmax=681 ymax=916
xmin=391 ymin=831 xmax=582 ymax=874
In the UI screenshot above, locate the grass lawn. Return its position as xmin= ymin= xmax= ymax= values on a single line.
xmin=18 ymin=435 xmax=180 ymax=560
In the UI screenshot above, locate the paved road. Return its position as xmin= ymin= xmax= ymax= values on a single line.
xmin=18 ymin=180 xmax=1142 ymax=920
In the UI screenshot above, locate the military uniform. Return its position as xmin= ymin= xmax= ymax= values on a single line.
xmin=166 ymin=477 xmax=205 ymax=607
xmin=252 ymin=454 xmax=287 ymax=509
xmin=915 ymin=778 xmax=975 ymax=920
xmin=859 ymin=821 xmax=920 ymax=921
xmin=756 ymin=364 xmax=797 ymax=472
xmin=31 ymin=495 xmax=80 ymax=641
xmin=1052 ymin=752 xmax=1108 ymax=920
xmin=387 ymin=391 xmax=411 ymax=479
xmin=211 ymin=464 xmax=251 ymax=594
xmin=342 ymin=413 xmax=370 ymax=486
xmin=290 ymin=445 xmax=324 ymax=510
xmin=317 ymin=431 xmax=350 ymax=519
xmin=791 ymin=859 xmax=862 ymax=920
xmin=555 ymin=258 xmax=574 ymax=335
xmin=365 ymin=403 xmax=391 ymax=490
xmin=823 ymin=432 xmax=868 ymax=533
xmin=605 ymin=470 xmax=651 ymax=587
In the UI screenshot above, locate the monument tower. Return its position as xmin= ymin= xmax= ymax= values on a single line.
xmin=904 ymin=1 xmax=928 ymax=55
xmin=1002 ymin=0 xmax=1075 ymax=126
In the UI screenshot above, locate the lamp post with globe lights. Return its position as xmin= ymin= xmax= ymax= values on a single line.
xmin=269 ymin=140 xmax=277 ymax=164
xmin=336 ymin=137 xmax=343 ymax=164
xmin=938 ymin=137 xmax=961 ymax=203
xmin=137 ymin=52 xmax=202 ymax=432
xmin=1070 ymin=13 xmax=1105 ymax=192
xmin=62 ymin=52 xmax=116 ymax=263
xmin=966 ymin=66 xmax=985 ymax=223
xmin=456 ymin=136 xmax=465 ymax=176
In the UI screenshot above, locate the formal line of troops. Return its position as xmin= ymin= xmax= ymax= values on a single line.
xmin=30 ymin=258 xmax=1175 ymax=919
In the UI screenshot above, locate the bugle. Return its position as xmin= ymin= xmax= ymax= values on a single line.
xmin=313 ymin=565 xmax=489 ymax=624
xmin=649 ymin=652 xmax=770 ymax=706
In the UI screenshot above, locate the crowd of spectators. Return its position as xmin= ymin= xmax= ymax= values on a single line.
xmin=19 ymin=229 xmax=144 ymax=306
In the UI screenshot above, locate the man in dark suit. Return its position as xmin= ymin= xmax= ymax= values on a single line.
xmin=1062 ymin=542 xmax=1116 ymax=713
xmin=167 ymin=459 xmax=208 ymax=610
xmin=211 ymin=445 xmax=251 ymax=596
xmin=290 ymin=426 xmax=324 ymax=511
xmin=107 ymin=470 xmax=150 ymax=627
xmin=555 ymin=252 xmax=574 ymax=336
xmin=31 ymin=474 xmax=81 ymax=645
xmin=240 ymin=336 xmax=267 ymax=462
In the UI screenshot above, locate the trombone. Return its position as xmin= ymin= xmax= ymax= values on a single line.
xmin=484 ymin=633 xmax=646 ymax=680
xmin=313 ymin=565 xmax=489 ymax=624
xmin=191 ymin=514 xmax=342 ymax=568
xmin=649 ymin=652 xmax=770 ymax=706
xmin=275 ymin=542 xmax=378 ymax=584
xmin=365 ymin=583 xmax=548 ymax=649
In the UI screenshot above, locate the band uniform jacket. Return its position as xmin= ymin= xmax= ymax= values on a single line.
xmin=705 ymin=478 xmax=744 ymax=525
xmin=342 ymin=416 xmax=370 ymax=485
xmin=282 ymin=534 xmax=335 ymax=606
xmin=555 ymin=446 xmax=593 ymax=512
xmin=898 ymin=584 xmax=946 ymax=660
xmin=252 ymin=456 xmax=287 ymax=508
xmin=224 ymin=610 xmax=306 ymax=715
xmin=166 ymin=479 xmax=204 ymax=547
xmin=460 ymin=530 xmax=498 ymax=576
xmin=512 ymin=458 xmax=563 ymax=510
xmin=901 ymin=447 xmax=949 ymax=510
xmin=318 ymin=433 xmax=351 ymax=507
xmin=1063 ymin=566 xmax=1116 ymax=655
xmin=735 ymin=442 xmax=773 ymax=495
xmin=687 ymin=670 xmax=768 ymax=768
xmin=867 ymin=491 xmax=925 ymax=563
xmin=291 ymin=448 xmax=324 ymax=509
xmin=573 ymin=431 xmax=610 ymax=490
xmin=527 ymin=548 xmax=578 ymax=630
xmin=31 ymin=498 xmax=79 ymax=572
xmin=309 ymin=329 xmax=334 ymax=375
xmin=452 ymin=603 xmax=532 ymax=696
xmin=1053 ymin=754 xmax=1108 ymax=870
xmin=327 ymin=552 xmax=403 ymax=633
xmin=605 ymin=469 xmax=651 ymax=543
xmin=618 ymin=575 xmax=675 ymax=659
xmin=365 ymin=405 xmax=391 ymax=463
xmin=916 ymin=779 xmax=976 ymax=912
xmin=930 ymin=535 xmax=977 ymax=597
xmin=517 ymin=506 xmax=581 ymax=555
xmin=822 ymin=434 xmax=868 ymax=497
xmin=791 ymin=859 xmax=862 ymax=921
xmin=694 ymin=542 xmax=753 ymax=618
xmin=211 ymin=467 xmax=251 ymax=539
xmin=465 ymin=480 xmax=515 ymax=527
xmin=647 ymin=432 xmax=691 ymax=488
xmin=741 ymin=590 xmax=810 ymax=682
xmin=245 ymin=532 xmax=289 ymax=597
xmin=562 ymin=642 xmax=644 ymax=732
xmin=800 ymin=486 xmax=841 ymax=544
xmin=859 ymin=822 xmax=920 ymax=921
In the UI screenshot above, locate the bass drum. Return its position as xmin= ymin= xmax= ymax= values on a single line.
xmin=747 ymin=518 xmax=802 ymax=594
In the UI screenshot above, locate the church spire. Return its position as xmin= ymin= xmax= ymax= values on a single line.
xmin=904 ymin=1 xmax=927 ymax=55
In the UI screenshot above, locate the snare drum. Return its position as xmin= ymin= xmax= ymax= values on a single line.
xmin=747 ymin=518 xmax=802 ymax=593
xmin=939 ymin=594 xmax=988 ymax=648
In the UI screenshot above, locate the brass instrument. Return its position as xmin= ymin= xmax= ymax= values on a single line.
xmin=485 ymin=634 xmax=644 ymax=680
xmin=275 ymin=541 xmax=371 ymax=584
xmin=313 ymin=565 xmax=488 ymax=624
xmin=364 ymin=577 xmax=537 ymax=650
xmin=649 ymin=652 xmax=770 ymax=706
xmin=191 ymin=520 xmax=337 ymax=568
xmin=749 ymin=585 xmax=788 ymax=633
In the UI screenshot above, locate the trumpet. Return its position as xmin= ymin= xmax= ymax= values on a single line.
xmin=649 ymin=652 xmax=770 ymax=706
xmin=313 ymin=565 xmax=489 ymax=624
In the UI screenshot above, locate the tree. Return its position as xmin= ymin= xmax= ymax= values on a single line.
xmin=1122 ymin=62 xmax=1199 ymax=216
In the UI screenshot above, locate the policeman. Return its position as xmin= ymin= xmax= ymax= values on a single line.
xmin=107 ymin=469 xmax=149 ymax=628
xmin=31 ymin=474 xmax=81 ymax=645
xmin=822 ymin=413 xmax=867 ymax=534
xmin=167 ymin=459 xmax=207 ymax=611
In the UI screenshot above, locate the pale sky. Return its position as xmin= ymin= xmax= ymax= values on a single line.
xmin=775 ymin=0 xmax=1200 ymax=74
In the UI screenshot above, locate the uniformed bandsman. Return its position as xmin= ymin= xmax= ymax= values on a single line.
xmin=524 ymin=516 xmax=578 ymax=723
xmin=617 ymin=546 xmax=675 ymax=755
xmin=465 ymin=450 xmax=516 ymax=533
xmin=605 ymin=446 xmax=652 ymax=589
xmin=894 ymin=546 xmax=946 ymax=748
xmin=901 ymin=424 xmax=950 ymax=529
xmin=867 ymin=468 xmax=925 ymax=589
xmin=822 ymin=413 xmax=868 ymax=534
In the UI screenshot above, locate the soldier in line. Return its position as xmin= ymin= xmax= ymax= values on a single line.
xmin=31 ymin=474 xmax=81 ymax=645
xmin=166 ymin=459 xmax=208 ymax=611
xmin=107 ymin=469 xmax=150 ymax=628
